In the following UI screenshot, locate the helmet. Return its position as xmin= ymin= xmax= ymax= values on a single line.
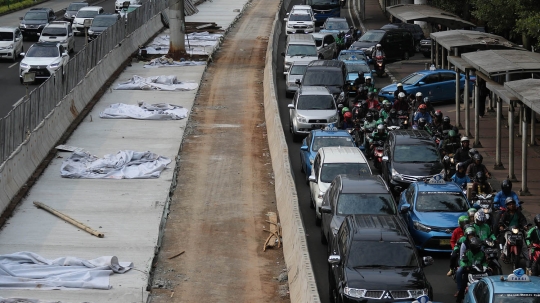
xmin=418 ymin=104 xmax=427 ymax=110
xmin=469 ymin=237 xmax=482 ymax=254
xmin=468 ymin=148 xmax=478 ymax=158
xmin=505 ymin=197 xmax=516 ymax=206
xmin=389 ymin=109 xmax=397 ymax=117
xmin=475 ymin=171 xmax=486 ymax=183
xmin=382 ymin=100 xmax=390 ymax=106
xmin=398 ymin=92 xmax=406 ymax=98
xmin=448 ymin=129 xmax=457 ymax=137
xmin=423 ymin=97 xmax=431 ymax=103
xmin=366 ymin=113 xmax=373 ymax=121
xmin=474 ymin=211 xmax=486 ymax=224
xmin=464 ymin=226 xmax=476 ymax=236
xmin=534 ymin=214 xmax=540 ymax=227
xmin=473 ymin=153 xmax=483 ymax=163
xmin=365 ymin=75 xmax=372 ymax=80
xmin=468 ymin=208 xmax=477 ymax=217
xmin=344 ymin=112 xmax=353 ymax=120
xmin=342 ymin=107 xmax=350 ymax=114
xmin=461 ymin=136 xmax=470 ymax=143
xmin=377 ymin=124 xmax=386 ymax=132
xmin=397 ymin=83 xmax=403 ymax=87
xmin=434 ymin=110 xmax=443 ymax=120
xmin=457 ymin=162 xmax=467 ymax=171
xmin=418 ymin=118 xmax=426 ymax=128
xmin=501 ymin=179 xmax=512 ymax=194
xmin=443 ymin=116 xmax=451 ymax=124
xmin=458 ymin=215 xmax=470 ymax=228
xmin=376 ymin=43 xmax=382 ymax=48
xmin=416 ymin=92 xmax=423 ymax=97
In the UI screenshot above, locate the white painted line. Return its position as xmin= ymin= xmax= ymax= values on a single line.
xmin=8 ymin=62 xmax=18 ymax=69
xmin=13 ymin=97 xmax=24 ymax=107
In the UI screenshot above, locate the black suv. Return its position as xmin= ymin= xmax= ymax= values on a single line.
xmin=87 ymin=13 xmax=120 ymax=41
xmin=19 ymin=8 xmax=56 ymax=38
xmin=299 ymin=60 xmax=348 ymax=101
xmin=349 ymin=28 xmax=415 ymax=61
xmin=381 ymin=130 xmax=445 ymax=196
xmin=328 ymin=214 xmax=434 ymax=303
xmin=320 ymin=175 xmax=397 ymax=246
xmin=381 ymin=23 xmax=425 ymax=53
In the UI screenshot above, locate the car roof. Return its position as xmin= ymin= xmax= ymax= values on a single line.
xmin=318 ymin=146 xmax=368 ymax=164
xmin=483 ymin=275 xmax=540 ymax=294
xmin=290 ymin=61 xmax=309 ymax=67
xmin=0 ymin=26 xmax=18 ymax=32
xmin=311 ymin=128 xmax=351 ymax=137
xmin=339 ymin=49 xmax=365 ymax=54
xmin=390 ymin=129 xmax=434 ymax=144
xmin=343 ymin=60 xmax=368 ymax=65
xmin=30 ymin=7 xmax=52 ymax=11
xmin=79 ymin=6 xmax=102 ymax=10
xmin=326 ymin=17 xmax=347 ymax=22
xmin=311 ymin=32 xmax=332 ymax=39
xmin=307 ymin=60 xmax=344 ymax=69
xmin=339 ymin=175 xmax=389 ymax=194
xmin=299 ymin=86 xmax=332 ymax=95
xmin=45 ymin=21 xmax=70 ymax=28
xmin=94 ymin=13 xmax=119 ymax=18
xmin=415 ymin=180 xmax=463 ymax=193
xmin=292 ymin=5 xmax=312 ymax=9
xmin=346 ymin=215 xmax=409 ymax=242
xmin=32 ymin=42 xmax=60 ymax=47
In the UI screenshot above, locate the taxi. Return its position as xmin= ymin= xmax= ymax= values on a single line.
xmin=464 ymin=269 xmax=540 ymax=303
xmin=397 ymin=175 xmax=470 ymax=252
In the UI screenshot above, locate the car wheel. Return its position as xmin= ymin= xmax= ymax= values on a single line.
xmin=19 ymin=45 xmax=24 ymax=58
xmin=328 ymin=278 xmax=337 ymax=303
xmin=305 ymin=171 xmax=310 ymax=185
xmin=403 ymin=51 xmax=410 ymax=60
xmin=459 ymin=89 xmax=465 ymax=104
xmin=289 ymin=120 xmax=293 ymax=133
xmin=19 ymin=77 xmax=23 ymax=84
xmin=415 ymin=42 xmax=420 ymax=53
xmin=315 ymin=212 xmax=321 ymax=226
xmin=320 ymin=227 xmax=327 ymax=245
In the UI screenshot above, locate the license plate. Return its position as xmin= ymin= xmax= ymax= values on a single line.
xmin=311 ymin=124 xmax=324 ymax=129
xmin=439 ymin=239 xmax=450 ymax=246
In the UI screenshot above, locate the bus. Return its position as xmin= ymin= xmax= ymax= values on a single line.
xmin=304 ymin=0 xmax=340 ymax=24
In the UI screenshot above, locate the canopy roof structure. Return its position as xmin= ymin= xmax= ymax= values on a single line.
xmin=461 ymin=49 xmax=540 ymax=77
xmin=504 ymin=79 xmax=540 ymax=112
xmin=385 ymin=4 xmax=475 ymax=29
xmin=430 ymin=30 xmax=524 ymax=51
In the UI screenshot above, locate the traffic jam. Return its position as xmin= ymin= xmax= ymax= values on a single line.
xmin=281 ymin=3 xmax=540 ymax=303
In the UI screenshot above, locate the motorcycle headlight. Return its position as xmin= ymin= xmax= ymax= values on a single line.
xmin=296 ymin=115 xmax=307 ymax=123
xmin=413 ymin=221 xmax=431 ymax=232
xmin=329 ymin=115 xmax=339 ymax=123
xmin=20 ymin=62 xmax=29 ymax=68
xmin=408 ymin=289 xmax=428 ymax=298
xmin=512 ymin=227 xmax=519 ymax=234
xmin=87 ymin=30 xmax=94 ymax=35
xmin=391 ymin=168 xmax=403 ymax=181
xmin=344 ymin=287 xmax=366 ymax=298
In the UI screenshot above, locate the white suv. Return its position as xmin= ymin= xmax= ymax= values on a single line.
xmin=38 ymin=21 xmax=75 ymax=53
xmin=72 ymin=6 xmax=104 ymax=35
xmin=0 ymin=27 xmax=23 ymax=62
xmin=284 ymin=10 xmax=315 ymax=35
xmin=19 ymin=42 xmax=69 ymax=83
xmin=115 ymin=0 xmax=141 ymax=12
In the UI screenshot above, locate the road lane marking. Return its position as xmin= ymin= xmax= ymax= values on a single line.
xmin=8 ymin=62 xmax=18 ymax=68
xmin=13 ymin=97 xmax=24 ymax=107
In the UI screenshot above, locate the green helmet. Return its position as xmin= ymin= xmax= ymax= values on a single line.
xmin=464 ymin=226 xmax=476 ymax=236
xmin=382 ymin=100 xmax=390 ymax=106
xmin=467 ymin=208 xmax=477 ymax=216
xmin=342 ymin=107 xmax=350 ymax=114
xmin=448 ymin=130 xmax=457 ymax=137
xmin=458 ymin=215 xmax=469 ymax=228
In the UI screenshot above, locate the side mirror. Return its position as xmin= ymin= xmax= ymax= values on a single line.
xmin=328 ymin=254 xmax=341 ymax=265
xmin=423 ymin=256 xmax=434 ymax=267
xmin=62 ymin=52 xmax=68 ymax=57
xmin=287 ymin=104 xmax=294 ymax=109
xmin=382 ymin=156 xmax=388 ymax=162
xmin=400 ymin=204 xmax=410 ymax=214
xmin=300 ymin=145 xmax=308 ymax=151
xmin=37 ymin=33 xmax=41 ymax=36
xmin=15 ymin=37 xmax=20 ymax=42
xmin=20 ymin=52 xmax=25 ymax=57
xmin=308 ymin=175 xmax=316 ymax=183
xmin=320 ymin=205 xmax=332 ymax=214
xmin=295 ymin=79 xmax=301 ymax=85
xmin=69 ymin=33 xmax=73 ymax=37
xmin=283 ymin=18 xmax=288 ymax=22
xmin=281 ymin=52 xmax=285 ymax=57
xmin=418 ymin=81 xmax=425 ymax=86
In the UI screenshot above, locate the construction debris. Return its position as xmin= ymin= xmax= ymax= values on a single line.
xmin=263 ymin=212 xmax=282 ymax=251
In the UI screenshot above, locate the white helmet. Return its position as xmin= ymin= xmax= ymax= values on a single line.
xmin=398 ymin=92 xmax=406 ymax=98
xmin=397 ymin=83 xmax=403 ymax=87
xmin=376 ymin=44 xmax=382 ymax=48
xmin=365 ymin=75 xmax=372 ymax=80
xmin=416 ymin=92 xmax=423 ymax=97
xmin=461 ymin=136 xmax=470 ymax=142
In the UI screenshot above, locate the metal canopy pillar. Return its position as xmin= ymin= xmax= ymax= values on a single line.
xmin=430 ymin=39 xmax=434 ymax=64
xmin=441 ymin=47 xmax=446 ymax=70
xmin=494 ymin=97 xmax=504 ymax=169
xmin=531 ymin=110 xmax=537 ymax=146
xmin=473 ymin=73 xmax=482 ymax=147
xmin=508 ymin=101 xmax=517 ymax=181
xmin=465 ymin=69 xmax=471 ymax=136
xmin=520 ymin=105 xmax=530 ymax=195
xmin=435 ymin=43 xmax=440 ymax=68
xmin=454 ymin=49 xmax=461 ymax=129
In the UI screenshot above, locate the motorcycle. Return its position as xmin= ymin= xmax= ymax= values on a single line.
xmin=530 ymin=243 xmax=540 ymax=276
xmin=473 ymin=193 xmax=494 ymax=226
xmin=500 ymin=225 xmax=528 ymax=270
xmin=374 ymin=55 xmax=385 ymax=77
xmin=483 ymin=239 xmax=503 ymax=275
xmin=467 ymin=262 xmax=489 ymax=286
xmin=371 ymin=139 xmax=385 ymax=170
xmin=398 ymin=113 xmax=409 ymax=129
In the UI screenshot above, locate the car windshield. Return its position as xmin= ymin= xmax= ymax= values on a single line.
xmin=401 ymin=73 xmax=425 ymax=85
xmin=358 ymin=31 xmax=384 ymax=42
xmin=0 ymin=32 xmax=13 ymax=41
xmin=41 ymin=28 xmax=67 ymax=36
xmin=289 ymin=14 xmax=312 ymax=21
xmin=415 ymin=191 xmax=469 ymax=212
xmin=297 ymin=95 xmax=335 ymax=110
xmin=337 ymin=193 xmax=396 ymax=215
xmin=77 ymin=10 xmax=99 ymax=18
xmin=127 ymin=6 xmax=140 ymax=12
xmin=303 ymin=70 xmax=343 ymax=86
xmin=309 ymin=0 xmax=339 ymax=5
xmin=347 ymin=241 xmax=418 ymax=267
xmin=67 ymin=3 xmax=87 ymax=10
xmin=393 ymin=144 xmax=439 ymax=162
xmin=494 ymin=294 xmax=540 ymax=303
xmin=312 ymin=136 xmax=354 ymax=151
xmin=324 ymin=21 xmax=348 ymax=30
xmin=289 ymin=64 xmax=307 ymax=76
xmin=92 ymin=17 xmax=117 ymax=27
xmin=24 ymin=12 xmax=48 ymax=20
xmin=286 ymin=45 xmax=318 ymax=56
xmin=320 ymin=163 xmax=370 ymax=183
xmin=346 ymin=64 xmax=370 ymax=73
xmin=26 ymin=46 xmax=59 ymax=57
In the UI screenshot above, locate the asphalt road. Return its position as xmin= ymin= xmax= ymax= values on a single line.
xmin=276 ymin=3 xmax=514 ymax=303
xmin=0 ymin=0 xmax=116 ymax=118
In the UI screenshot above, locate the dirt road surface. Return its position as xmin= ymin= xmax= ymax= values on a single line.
xmin=148 ymin=0 xmax=289 ymax=302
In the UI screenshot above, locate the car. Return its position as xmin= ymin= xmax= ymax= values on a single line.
xmin=378 ymin=69 xmax=476 ymax=103
xmin=397 ymin=175 xmax=470 ymax=252
xmin=320 ymin=175 xmax=396 ymax=246
xmin=288 ymin=86 xmax=340 ymax=142
xmin=283 ymin=10 xmax=315 ymax=35
xmin=299 ymin=60 xmax=348 ymax=100
xmin=64 ymin=1 xmax=89 ymax=23
xmin=281 ymin=34 xmax=318 ymax=75
xmin=381 ymin=129 xmax=445 ymax=195
xmin=319 ymin=17 xmax=349 ymax=37
xmin=309 ymin=146 xmax=372 ymax=225
xmin=381 ymin=23 xmax=425 ymax=53
xmin=87 ymin=13 xmax=120 ymax=41
xmin=464 ymin=271 xmax=540 ymax=303
xmin=0 ymin=27 xmax=24 ymax=62
xmin=312 ymin=32 xmax=337 ymax=59
xmin=19 ymin=8 xmax=56 ymax=39
xmin=289 ymin=5 xmax=315 ymax=18
xmin=72 ymin=6 xmax=104 ymax=35
xmin=115 ymin=0 xmax=141 ymax=12
xmin=299 ymin=126 xmax=356 ymax=179
xmin=38 ymin=21 xmax=75 ymax=53
xmin=285 ymin=61 xmax=308 ymax=97
xmin=328 ymin=214 xmax=434 ymax=303
xmin=119 ymin=4 xmax=141 ymax=20
xmin=349 ymin=28 xmax=414 ymax=61
xmin=343 ymin=59 xmax=375 ymax=86
xmin=19 ymin=42 xmax=69 ymax=83
xmin=419 ymin=38 xmax=431 ymax=58
xmin=337 ymin=49 xmax=368 ymax=63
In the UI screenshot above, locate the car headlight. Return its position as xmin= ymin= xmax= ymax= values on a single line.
xmin=49 ymin=62 xmax=60 ymax=68
xmin=87 ymin=30 xmax=94 ymax=35
xmin=413 ymin=221 xmax=431 ymax=232
xmin=408 ymin=289 xmax=428 ymax=298
xmin=20 ymin=62 xmax=29 ymax=68
xmin=306 ymin=24 xmax=314 ymax=28
xmin=329 ymin=115 xmax=339 ymax=123
xmin=344 ymin=287 xmax=366 ymax=298
xmin=391 ymin=168 xmax=403 ymax=181
xmin=6 ymin=44 xmax=13 ymax=49
xmin=38 ymin=24 xmax=45 ymax=28
xmin=317 ymin=190 xmax=324 ymax=199
xmin=287 ymin=24 xmax=293 ymax=28
xmin=297 ymin=115 xmax=307 ymax=123
xmin=20 ymin=23 xmax=26 ymax=28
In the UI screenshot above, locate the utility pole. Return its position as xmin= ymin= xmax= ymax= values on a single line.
xmin=168 ymin=0 xmax=187 ymax=60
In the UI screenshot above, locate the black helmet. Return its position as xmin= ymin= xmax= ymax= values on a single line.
xmin=475 ymin=171 xmax=486 ymax=183
xmin=390 ymin=109 xmax=397 ymax=117
xmin=434 ymin=110 xmax=443 ymax=121
xmin=501 ymin=179 xmax=512 ymax=194
xmin=534 ymin=214 xmax=540 ymax=227
xmin=469 ymin=148 xmax=478 ymax=159
xmin=418 ymin=117 xmax=426 ymax=128
xmin=366 ymin=113 xmax=373 ymax=121
xmin=457 ymin=162 xmax=467 ymax=171
xmin=505 ymin=197 xmax=517 ymax=207
xmin=469 ymin=237 xmax=482 ymax=254
xmin=443 ymin=116 xmax=451 ymax=124
xmin=464 ymin=225 xmax=476 ymax=236
xmin=473 ymin=153 xmax=483 ymax=163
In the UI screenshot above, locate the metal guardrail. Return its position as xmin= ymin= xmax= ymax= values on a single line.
xmin=0 ymin=0 xmax=170 ymax=163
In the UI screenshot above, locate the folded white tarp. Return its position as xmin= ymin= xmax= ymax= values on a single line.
xmin=0 ymin=252 xmax=132 ymax=290
xmin=60 ymin=150 xmax=171 ymax=179
xmin=142 ymin=32 xmax=223 ymax=55
xmin=144 ymin=56 xmax=207 ymax=68
xmin=100 ymin=102 xmax=189 ymax=120
xmin=115 ymin=75 xmax=198 ymax=91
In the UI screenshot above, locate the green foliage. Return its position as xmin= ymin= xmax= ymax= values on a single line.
xmin=0 ymin=0 xmax=46 ymax=15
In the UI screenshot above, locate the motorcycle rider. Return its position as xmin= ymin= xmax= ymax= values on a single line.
xmin=451 ymin=162 xmax=472 ymax=187
xmin=498 ymin=197 xmax=529 ymax=264
xmin=494 ymin=179 xmax=521 ymax=208
xmin=432 ymin=110 xmax=444 ymax=130
xmin=414 ymin=92 xmax=423 ymax=108
xmin=441 ymin=129 xmax=461 ymax=155
xmin=342 ymin=111 xmax=355 ymax=129
xmin=453 ymin=137 xmax=471 ymax=166
xmin=371 ymin=44 xmax=386 ymax=72
xmin=365 ymin=124 xmax=387 ymax=158
xmin=416 ymin=117 xmax=428 ymax=131
xmin=466 ymin=153 xmax=492 ymax=179
xmin=336 ymin=31 xmax=346 ymax=52
xmin=393 ymin=83 xmax=407 ymax=100
xmin=526 ymin=214 xmax=540 ymax=275
xmin=448 ymin=216 xmax=471 ymax=276
xmin=468 ymin=208 xmax=478 ymax=223
xmin=366 ymin=92 xmax=380 ymax=110
xmin=364 ymin=76 xmax=374 ymax=91
xmin=473 ymin=210 xmax=496 ymax=242
xmin=424 ymin=97 xmax=435 ymax=116
xmin=439 ymin=116 xmax=455 ymax=133
xmin=456 ymin=237 xmax=489 ymax=302
xmin=393 ymin=92 xmax=409 ymax=112
xmin=385 ymin=109 xmax=401 ymax=127
xmin=413 ymin=104 xmax=433 ymax=125
xmin=362 ymin=113 xmax=377 ymax=129
xmin=471 ymin=171 xmax=494 ymax=196
xmin=352 ymin=100 xmax=368 ymax=121
xmin=378 ymin=100 xmax=392 ymax=123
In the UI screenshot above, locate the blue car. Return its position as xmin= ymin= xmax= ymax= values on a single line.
xmin=299 ymin=127 xmax=356 ymax=180
xmin=464 ymin=270 xmax=540 ymax=303
xmin=337 ymin=49 xmax=368 ymax=63
xmin=378 ymin=69 xmax=475 ymax=103
xmin=343 ymin=59 xmax=375 ymax=86
xmin=397 ymin=175 xmax=470 ymax=252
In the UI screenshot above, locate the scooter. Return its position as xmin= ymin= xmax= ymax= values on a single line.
xmin=467 ymin=262 xmax=489 ymax=286
xmin=500 ymin=225 xmax=528 ymax=270
xmin=371 ymin=139 xmax=385 ymax=170
xmin=529 ymin=243 xmax=540 ymax=276
xmin=473 ymin=193 xmax=494 ymax=226
xmin=374 ymin=55 xmax=385 ymax=77
xmin=483 ymin=239 xmax=503 ymax=275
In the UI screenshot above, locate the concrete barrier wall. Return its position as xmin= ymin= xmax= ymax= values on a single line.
xmin=263 ymin=1 xmax=321 ymax=302
xmin=0 ymin=13 xmax=165 ymax=210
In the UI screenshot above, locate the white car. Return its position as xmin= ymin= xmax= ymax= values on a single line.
xmin=312 ymin=32 xmax=337 ymax=59
xmin=284 ymin=10 xmax=315 ymax=35
xmin=119 ymin=4 xmax=141 ymax=20
xmin=72 ymin=6 xmax=104 ymax=35
xmin=19 ymin=42 xmax=69 ymax=83
xmin=38 ymin=21 xmax=75 ymax=53
xmin=0 ymin=27 xmax=23 ymax=62
xmin=115 ymin=0 xmax=141 ymax=12
xmin=285 ymin=61 xmax=308 ymax=98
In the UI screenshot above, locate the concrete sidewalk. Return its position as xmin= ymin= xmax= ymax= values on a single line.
xmin=0 ymin=0 xmax=250 ymax=302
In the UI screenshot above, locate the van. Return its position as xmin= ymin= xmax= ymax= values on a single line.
xmin=381 ymin=23 xmax=425 ymax=52
xmin=299 ymin=60 xmax=347 ymax=100
xmin=350 ymin=28 xmax=415 ymax=61
xmin=309 ymin=146 xmax=372 ymax=225
xmin=283 ymin=9 xmax=315 ymax=35
xmin=0 ymin=27 xmax=23 ymax=62
xmin=39 ymin=21 xmax=75 ymax=53
xmin=281 ymin=34 xmax=317 ymax=76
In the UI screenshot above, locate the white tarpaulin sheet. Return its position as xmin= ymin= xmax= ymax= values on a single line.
xmin=100 ymin=102 xmax=189 ymax=120
xmin=115 ymin=75 xmax=198 ymax=91
xmin=0 ymin=252 xmax=132 ymax=290
xmin=142 ymin=32 xmax=223 ymax=55
xmin=144 ymin=56 xmax=207 ymax=68
xmin=60 ymin=150 xmax=171 ymax=179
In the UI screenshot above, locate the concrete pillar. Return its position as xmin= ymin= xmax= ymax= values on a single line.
xmin=465 ymin=69 xmax=471 ymax=137
xmin=518 ymin=103 xmax=523 ymax=137
xmin=435 ymin=43 xmax=439 ymax=68
xmin=441 ymin=47 xmax=446 ymax=69
xmin=508 ymin=101 xmax=517 ymax=181
xmin=473 ymin=74 xmax=482 ymax=147
xmin=520 ymin=105 xmax=530 ymax=195
xmin=531 ymin=110 xmax=536 ymax=146
xmin=494 ymin=97 xmax=504 ymax=169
